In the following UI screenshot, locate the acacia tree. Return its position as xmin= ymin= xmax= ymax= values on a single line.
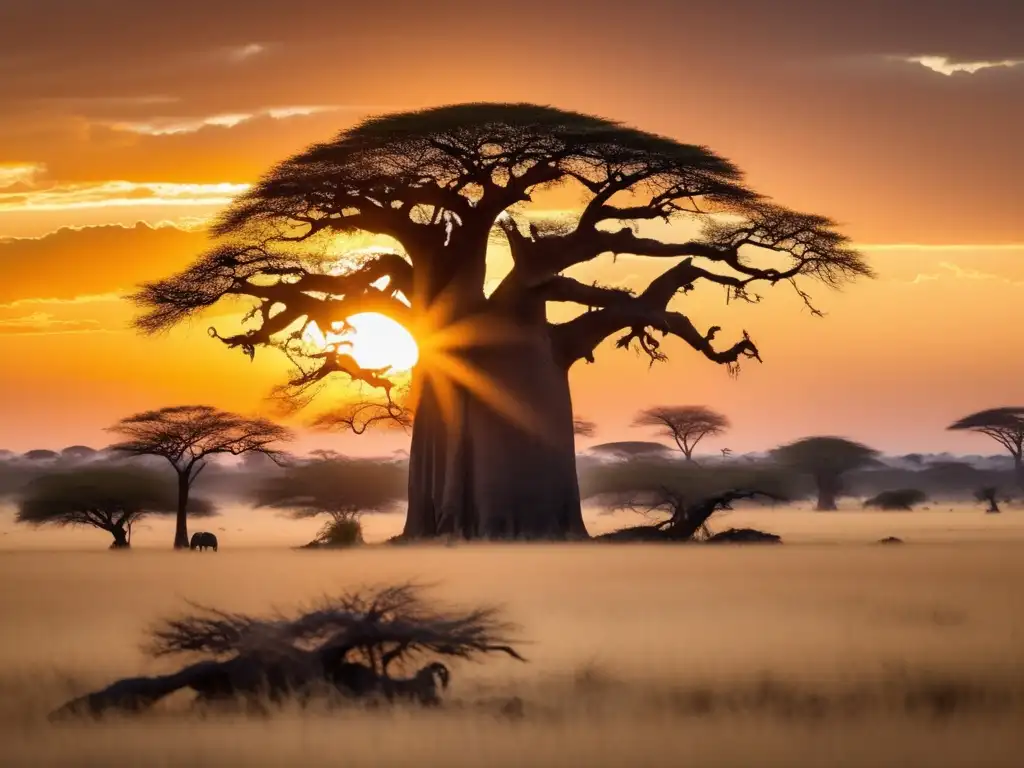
xmin=947 ymin=407 xmax=1024 ymax=489
xmin=106 ymin=406 xmax=293 ymax=548
xmin=16 ymin=467 xmax=214 ymax=549
xmin=770 ymin=436 xmax=879 ymax=511
xmin=253 ymin=456 xmax=407 ymax=546
xmin=131 ymin=103 xmax=871 ymax=540
xmin=633 ymin=405 xmax=730 ymax=461
xmin=572 ymin=416 xmax=597 ymax=438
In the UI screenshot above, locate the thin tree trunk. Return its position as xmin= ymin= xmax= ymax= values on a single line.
xmin=404 ymin=324 xmax=587 ymax=540
xmin=173 ymin=472 xmax=190 ymax=549
xmin=109 ymin=526 xmax=130 ymax=549
xmin=815 ymin=473 xmax=840 ymax=511
xmin=1015 ymin=455 xmax=1024 ymax=492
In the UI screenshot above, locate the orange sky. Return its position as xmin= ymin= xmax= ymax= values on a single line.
xmin=1 ymin=0 xmax=1022 ymax=456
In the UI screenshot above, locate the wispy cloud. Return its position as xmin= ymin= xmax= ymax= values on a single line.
xmin=857 ymin=243 xmax=1024 ymax=252
xmin=902 ymin=55 xmax=1024 ymax=76
xmin=106 ymin=105 xmax=340 ymax=136
xmin=0 ymin=181 xmax=249 ymax=212
xmin=226 ymin=43 xmax=267 ymax=63
xmin=0 ymin=163 xmax=47 ymax=189
xmin=0 ymin=219 xmax=208 ymax=243
xmin=0 ymin=312 xmax=107 ymax=335
xmin=908 ymin=261 xmax=1024 ymax=286
xmin=0 ymin=293 xmax=123 ymax=310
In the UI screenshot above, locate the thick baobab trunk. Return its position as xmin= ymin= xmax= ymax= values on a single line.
xmin=815 ymin=473 xmax=840 ymax=511
xmin=404 ymin=324 xmax=587 ymax=540
xmin=173 ymin=472 xmax=190 ymax=549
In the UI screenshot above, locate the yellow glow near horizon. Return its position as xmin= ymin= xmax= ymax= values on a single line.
xmin=305 ymin=312 xmax=419 ymax=372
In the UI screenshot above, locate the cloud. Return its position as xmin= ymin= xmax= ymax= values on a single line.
xmin=0 ymin=222 xmax=207 ymax=303
xmin=225 ymin=43 xmax=267 ymax=63
xmin=908 ymin=261 xmax=1024 ymax=286
xmin=859 ymin=243 xmax=1024 ymax=252
xmin=0 ymin=292 xmax=123 ymax=310
xmin=0 ymin=180 xmax=249 ymax=212
xmin=0 ymin=163 xmax=46 ymax=189
xmin=904 ymin=55 xmax=1024 ymax=76
xmin=0 ymin=312 xmax=105 ymax=335
xmin=106 ymin=105 xmax=339 ymax=136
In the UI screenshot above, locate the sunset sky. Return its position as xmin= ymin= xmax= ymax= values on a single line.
xmin=1 ymin=0 xmax=1021 ymax=457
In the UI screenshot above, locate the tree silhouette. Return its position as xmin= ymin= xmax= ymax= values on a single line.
xmin=862 ymin=488 xmax=927 ymax=511
xmin=106 ymin=406 xmax=293 ymax=548
xmin=770 ymin=436 xmax=879 ymax=510
xmin=16 ymin=467 xmax=214 ymax=549
xmin=948 ymin=408 xmax=1024 ymax=489
xmin=572 ymin=416 xmax=597 ymax=438
xmin=253 ymin=456 xmax=406 ymax=546
xmin=975 ymin=487 xmax=1001 ymax=514
xmin=589 ymin=440 xmax=674 ymax=459
xmin=60 ymin=445 xmax=98 ymax=461
xmin=131 ymin=103 xmax=871 ymax=540
xmin=633 ymin=405 xmax=730 ymax=461
xmin=22 ymin=449 xmax=58 ymax=461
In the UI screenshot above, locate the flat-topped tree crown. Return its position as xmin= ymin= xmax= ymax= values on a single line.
xmin=130 ymin=103 xmax=872 ymax=540
xmin=771 ymin=436 xmax=879 ymax=511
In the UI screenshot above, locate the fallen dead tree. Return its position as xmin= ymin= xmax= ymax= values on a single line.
xmin=595 ymin=489 xmax=785 ymax=543
xmin=50 ymin=584 xmax=524 ymax=720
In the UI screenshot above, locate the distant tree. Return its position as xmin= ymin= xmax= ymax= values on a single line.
xmin=16 ymin=467 xmax=214 ymax=549
xmin=107 ymin=406 xmax=293 ymax=549
xmin=975 ymin=487 xmax=1001 ymax=514
xmin=130 ymin=103 xmax=871 ymax=541
xmin=60 ymin=445 xmax=98 ymax=461
xmin=572 ymin=416 xmax=597 ymax=438
xmin=770 ymin=436 xmax=879 ymax=511
xmin=253 ymin=456 xmax=406 ymax=547
xmin=599 ymin=488 xmax=785 ymax=542
xmin=23 ymin=449 xmax=58 ymax=461
xmin=589 ymin=441 xmax=674 ymax=460
xmin=947 ymin=408 xmax=1024 ymax=488
xmin=863 ymin=488 xmax=927 ymax=511
xmin=633 ymin=405 xmax=730 ymax=461
xmin=580 ymin=454 xmax=795 ymax=505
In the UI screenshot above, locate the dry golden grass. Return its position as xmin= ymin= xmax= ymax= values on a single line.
xmin=2 ymin=509 xmax=1024 ymax=766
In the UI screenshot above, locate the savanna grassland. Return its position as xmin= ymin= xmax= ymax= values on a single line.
xmin=1 ymin=508 xmax=1023 ymax=767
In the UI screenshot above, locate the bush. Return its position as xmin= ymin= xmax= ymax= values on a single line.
xmin=312 ymin=516 xmax=364 ymax=548
xmin=862 ymin=488 xmax=927 ymax=511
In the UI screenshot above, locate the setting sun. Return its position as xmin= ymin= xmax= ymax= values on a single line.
xmin=304 ymin=312 xmax=420 ymax=372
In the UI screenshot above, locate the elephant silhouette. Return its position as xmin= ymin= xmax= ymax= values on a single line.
xmin=189 ymin=532 xmax=218 ymax=552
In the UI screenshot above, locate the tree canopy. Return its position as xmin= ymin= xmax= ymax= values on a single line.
xmin=770 ymin=436 xmax=879 ymax=510
xmin=947 ymin=408 xmax=1024 ymax=473
xmin=107 ymin=405 xmax=292 ymax=547
xmin=632 ymin=405 xmax=730 ymax=460
xmin=130 ymin=102 xmax=872 ymax=419
xmin=770 ymin=437 xmax=879 ymax=476
xmin=16 ymin=466 xmax=215 ymax=548
xmin=253 ymin=456 xmax=407 ymax=519
xmin=107 ymin=406 xmax=293 ymax=473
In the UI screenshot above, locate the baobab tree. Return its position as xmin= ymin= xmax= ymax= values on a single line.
xmin=106 ymin=406 xmax=293 ymax=548
xmin=770 ymin=436 xmax=879 ymax=510
xmin=131 ymin=103 xmax=871 ymax=540
xmin=947 ymin=407 xmax=1024 ymax=489
xmin=16 ymin=467 xmax=214 ymax=549
xmin=633 ymin=405 xmax=730 ymax=461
